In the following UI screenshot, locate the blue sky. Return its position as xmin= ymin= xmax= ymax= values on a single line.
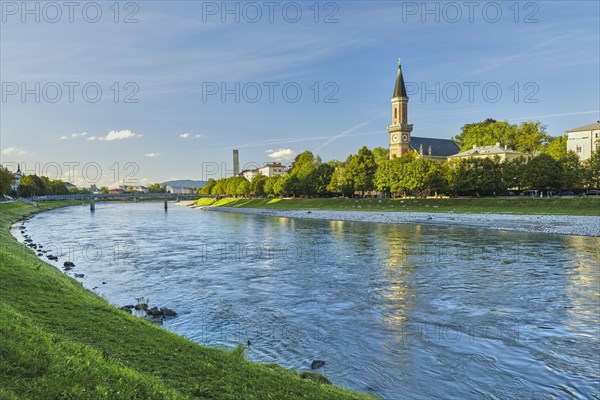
xmin=1 ymin=0 xmax=599 ymax=187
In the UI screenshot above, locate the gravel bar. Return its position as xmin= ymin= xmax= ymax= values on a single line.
xmin=202 ymin=207 xmax=600 ymax=237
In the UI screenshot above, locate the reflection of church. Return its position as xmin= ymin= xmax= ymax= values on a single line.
xmin=387 ymin=60 xmax=459 ymax=161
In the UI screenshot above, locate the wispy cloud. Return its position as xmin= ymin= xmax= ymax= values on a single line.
xmin=508 ymin=110 xmax=600 ymax=122
xmin=267 ymin=149 xmax=295 ymax=162
xmin=87 ymin=130 xmax=142 ymax=141
xmin=145 ymin=153 xmax=161 ymax=157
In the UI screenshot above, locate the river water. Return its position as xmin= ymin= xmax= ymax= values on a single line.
xmin=13 ymin=202 xmax=600 ymax=399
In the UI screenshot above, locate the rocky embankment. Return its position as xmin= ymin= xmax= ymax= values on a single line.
xmin=204 ymin=207 xmax=600 ymax=237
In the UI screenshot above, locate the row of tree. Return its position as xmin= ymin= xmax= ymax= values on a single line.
xmin=200 ymin=147 xmax=599 ymax=198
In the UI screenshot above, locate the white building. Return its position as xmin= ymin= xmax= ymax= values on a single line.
xmin=11 ymin=164 xmax=22 ymax=192
xmin=241 ymin=163 xmax=288 ymax=182
xmin=259 ymin=163 xmax=287 ymax=177
xmin=165 ymin=186 xmax=194 ymax=194
xmin=567 ymin=121 xmax=600 ymax=161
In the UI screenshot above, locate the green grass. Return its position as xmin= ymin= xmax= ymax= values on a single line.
xmin=0 ymin=201 xmax=375 ymax=400
xmin=198 ymin=196 xmax=600 ymax=216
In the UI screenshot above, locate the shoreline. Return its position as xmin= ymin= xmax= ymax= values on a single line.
xmin=1 ymin=201 xmax=374 ymax=399
xmin=200 ymin=206 xmax=600 ymax=237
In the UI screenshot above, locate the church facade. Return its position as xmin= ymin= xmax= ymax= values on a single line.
xmin=387 ymin=61 xmax=459 ymax=161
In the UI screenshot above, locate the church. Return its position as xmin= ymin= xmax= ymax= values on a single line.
xmin=386 ymin=60 xmax=459 ymax=161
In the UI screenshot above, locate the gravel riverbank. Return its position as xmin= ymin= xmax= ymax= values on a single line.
xmin=200 ymin=207 xmax=600 ymax=237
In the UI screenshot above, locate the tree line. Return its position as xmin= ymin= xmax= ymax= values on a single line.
xmin=200 ymin=119 xmax=599 ymax=198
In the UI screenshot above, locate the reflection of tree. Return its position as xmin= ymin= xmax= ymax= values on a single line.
xmin=374 ymin=224 xmax=417 ymax=334
xmin=562 ymin=236 xmax=600 ymax=326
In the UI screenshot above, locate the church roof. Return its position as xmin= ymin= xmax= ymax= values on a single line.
xmin=449 ymin=143 xmax=527 ymax=158
xmin=566 ymin=121 xmax=600 ymax=133
xmin=393 ymin=62 xmax=407 ymax=98
xmin=410 ymin=136 xmax=459 ymax=157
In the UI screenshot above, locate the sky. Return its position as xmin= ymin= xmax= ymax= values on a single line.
xmin=1 ymin=0 xmax=599 ymax=187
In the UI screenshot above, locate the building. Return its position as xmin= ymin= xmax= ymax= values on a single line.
xmin=566 ymin=121 xmax=600 ymax=161
xmin=241 ymin=169 xmax=259 ymax=182
xmin=11 ymin=164 xmax=22 ymax=192
xmin=165 ymin=185 xmax=194 ymax=194
xmin=240 ymin=163 xmax=288 ymax=182
xmin=448 ymin=143 xmax=528 ymax=162
xmin=64 ymin=182 xmax=78 ymax=191
xmin=233 ymin=150 xmax=240 ymax=177
xmin=386 ymin=60 xmax=459 ymax=161
xmin=259 ymin=163 xmax=287 ymax=177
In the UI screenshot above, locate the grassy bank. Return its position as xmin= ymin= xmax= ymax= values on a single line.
xmin=196 ymin=197 xmax=600 ymax=216
xmin=0 ymin=201 xmax=374 ymax=399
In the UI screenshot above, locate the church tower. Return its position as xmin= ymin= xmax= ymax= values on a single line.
xmin=387 ymin=59 xmax=413 ymax=159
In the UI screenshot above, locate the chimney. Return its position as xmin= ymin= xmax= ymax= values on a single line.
xmin=495 ymin=142 xmax=500 ymax=147
xmin=473 ymin=144 xmax=477 ymax=149
xmin=233 ymin=149 xmax=239 ymax=176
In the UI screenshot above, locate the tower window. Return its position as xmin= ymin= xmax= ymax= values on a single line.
xmin=394 ymin=108 xmax=397 ymax=121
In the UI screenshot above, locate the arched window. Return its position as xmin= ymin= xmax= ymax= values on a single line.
xmin=394 ymin=108 xmax=397 ymax=121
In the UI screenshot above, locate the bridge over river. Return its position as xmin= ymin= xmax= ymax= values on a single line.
xmin=29 ymin=193 xmax=204 ymax=202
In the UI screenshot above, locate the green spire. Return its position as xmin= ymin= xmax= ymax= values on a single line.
xmin=393 ymin=59 xmax=407 ymax=98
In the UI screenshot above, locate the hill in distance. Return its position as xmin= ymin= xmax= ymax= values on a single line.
xmin=161 ymin=179 xmax=207 ymax=188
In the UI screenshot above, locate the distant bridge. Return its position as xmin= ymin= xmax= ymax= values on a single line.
xmin=31 ymin=193 xmax=206 ymax=202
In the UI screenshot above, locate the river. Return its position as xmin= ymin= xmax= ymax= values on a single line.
xmin=13 ymin=202 xmax=600 ymax=399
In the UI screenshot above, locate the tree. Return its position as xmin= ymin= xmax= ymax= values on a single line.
xmin=346 ymin=146 xmax=377 ymax=195
xmin=0 ymin=167 xmax=15 ymax=196
xmin=264 ymin=175 xmax=282 ymax=197
xmin=201 ymin=179 xmax=216 ymax=195
xmin=100 ymin=186 xmax=109 ymax=194
xmin=502 ymin=157 xmax=527 ymax=190
xmin=559 ymin=151 xmax=583 ymax=189
xmin=148 ymin=183 xmax=166 ymax=193
xmin=372 ymin=147 xmax=389 ymax=166
xmin=251 ymin=174 xmax=268 ymax=196
xmin=453 ymin=119 xmax=516 ymax=151
xmin=452 ymin=119 xmax=549 ymax=154
xmin=545 ymin=135 xmax=567 ymax=160
xmin=522 ymin=154 xmax=562 ymax=192
xmin=17 ymin=175 xmax=47 ymax=197
xmin=582 ymin=150 xmax=600 ymax=189
xmin=425 ymin=162 xmax=448 ymax=196
xmin=516 ymin=121 xmax=550 ymax=154
xmin=327 ymin=165 xmax=354 ymax=197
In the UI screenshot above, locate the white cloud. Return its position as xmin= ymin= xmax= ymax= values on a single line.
xmin=1 ymin=146 xmax=27 ymax=156
xmin=87 ymin=130 xmax=141 ymax=141
xmin=180 ymin=133 xmax=202 ymax=139
xmin=267 ymin=149 xmax=295 ymax=162
xmin=59 ymin=132 xmax=87 ymax=140
xmin=145 ymin=153 xmax=160 ymax=157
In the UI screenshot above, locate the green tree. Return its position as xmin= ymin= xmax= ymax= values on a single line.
xmin=346 ymin=146 xmax=377 ymax=195
xmin=522 ymin=154 xmax=562 ymax=192
xmin=501 ymin=157 xmax=527 ymax=190
xmin=251 ymin=174 xmax=268 ymax=196
xmin=264 ymin=175 xmax=282 ymax=197
xmin=582 ymin=150 xmax=600 ymax=188
xmin=17 ymin=175 xmax=47 ymax=197
xmin=100 ymin=186 xmax=109 ymax=194
xmin=327 ymin=165 xmax=354 ymax=197
xmin=559 ymin=151 xmax=583 ymax=189
xmin=201 ymin=179 xmax=216 ymax=195
xmin=425 ymin=162 xmax=448 ymax=196
xmin=545 ymin=135 xmax=567 ymax=160
xmin=148 ymin=183 xmax=166 ymax=193
xmin=0 ymin=167 xmax=15 ymax=195
xmin=372 ymin=147 xmax=389 ymax=166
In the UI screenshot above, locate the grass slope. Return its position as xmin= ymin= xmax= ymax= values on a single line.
xmin=198 ymin=197 xmax=600 ymax=216
xmin=0 ymin=201 xmax=374 ymax=400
